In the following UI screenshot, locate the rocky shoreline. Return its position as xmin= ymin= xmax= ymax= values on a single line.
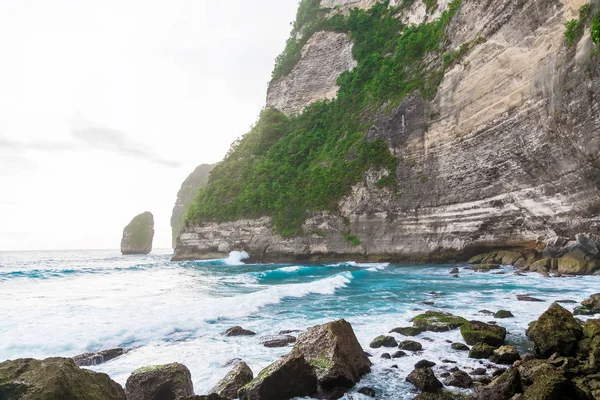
xmin=2 ymin=290 xmax=600 ymax=399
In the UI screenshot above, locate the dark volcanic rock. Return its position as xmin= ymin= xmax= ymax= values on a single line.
xmin=72 ymin=348 xmax=129 ymax=367
xmin=390 ymin=326 xmax=425 ymax=336
xmin=517 ymin=295 xmax=544 ymax=302
xmin=223 ymin=326 xmax=256 ymax=337
xmin=237 ymin=354 xmax=316 ymax=400
xmin=121 ymin=212 xmax=154 ymax=255
xmin=210 ymin=361 xmax=253 ymax=399
xmin=369 ymin=335 xmax=398 ymax=348
xmin=461 ymin=321 xmax=507 ymax=346
xmin=406 ymin=367 xmax=443 ymax=393
xmin=399 ymin=340 xmax=423 ymax=351
xmin=451 ymin=343 xmax=470 ymax=351
xmin=412 ymin=311 xmax=468 ymax=332
xmin=443 ymin=370 xmax=473 ymax=388
xmin=470 ymin=368 xmax=487 ymax=376
xmin=125 ymin=363 xmax=193 ymax=400
xmin=380 ymin=353 xmax=391 ymax=359
xmin=392 ymin=351 xmax=407 ymax=358
xmin=415 ymin=360 xmax=436 ymax=369
xmin=260 ymin=335 xmax=296 ymax=348
xmin=526 ymin=303 xmax=583 ymax=357
xmin=494 ymin=310 xmax=514 ymax=319
xmin=357 ymin=387 xmax=376 ymax=397
xmin=0 ymin=357 xmax=126 ymax=400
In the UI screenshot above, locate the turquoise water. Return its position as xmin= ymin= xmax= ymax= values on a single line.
xmin=1 ymin=249 xmax=598 ymax=399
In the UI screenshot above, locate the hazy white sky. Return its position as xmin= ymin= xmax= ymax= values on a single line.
xmin=0 ymin=0 xmax=299 ymax=251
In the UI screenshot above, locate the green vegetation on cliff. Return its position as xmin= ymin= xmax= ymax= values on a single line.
xmin=564 ymin=4 xmax=592 ymax=47
xmin=187 ymin=0 xmax=462 ymax=237
xmin=593 ymin=16 xmax=600 ymax=45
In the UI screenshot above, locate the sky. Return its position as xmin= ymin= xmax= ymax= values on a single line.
xmin=0 ymin=0 xmax=299 ymax=251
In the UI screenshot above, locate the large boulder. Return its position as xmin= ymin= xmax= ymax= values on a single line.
xmin=526 ymin=303 xmax=583 ymax=357
xmin=443 ymin=370 xmax=473 ymax=388
xmin=460 ymin=321 xmax=507 ymax=346
xmin=412 ymin=311 xmax=468 ymax=332
xmin=406 ymin=367 xmax=443 ymax=393
xmin=468 ymin=368 xmax=522 ymax=400
xmin=72 ymin=348 xmax=129 ymax=367
xmin=489 ymin=346 xmax=521 ymax=365
xmin=469 ymin=343 xmax=496 ymax=359
xmin=125 ymin=363 xmax=194 ymax=400
xmin=121 ymin=212 xmax=154 ymax=255
xmin=289 ymin=319 xmax=371 ymax=389
xmin=558 ymin=249 xmax=592 ymax=275
xmin=583 ymin=319 xmax=600 ymax=339
xmin=237 ymin=354 xmax=316 ymax=400
xmin=520 ymin=363 xmax=588 ymax=399
xmin=0 ymin=357 xmax=126 ymax=400
xmin=369 ymin=335 xmax=397 ymax=348
xmin=390 ymin=326 xmax=424 ymax=336
xmin=582 ymin=294 xmax=600 ymax=314
xmin=210 ymin=361 xmax=253 ymax=399
xmin=223 ymin=326 xmax=256 ymax=337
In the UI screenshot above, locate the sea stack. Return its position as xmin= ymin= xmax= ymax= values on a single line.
xmin=121 ymin=212 xmax=154 ymax=255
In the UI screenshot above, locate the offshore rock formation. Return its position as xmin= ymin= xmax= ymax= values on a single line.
xmin=171 ymin=164 xmax=215 ymax=248
xmin=121 ymin=212 xmax=154 ymax=255
xmin=174 ymin=0 xmax=600 ymax=263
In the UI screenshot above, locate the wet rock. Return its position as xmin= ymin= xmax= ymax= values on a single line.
xmin=291 ymin=319 xmax=371 ymax=389
xmin=0 ymin=357 xmax=126 ymax=400
xmin=451 ymin=343 xmax=470 ymax=351
xmin=479 ymin=310 xmax=495 ymax=316
xmin=413 ymin=392 xmax=457 ymax=400
xmin=399 ymin=340 xmax=423 ymax=351
xmin=392 ymin=351 xmax=407 ymax=358
xmin=526 ymin=303 xmax=583 ymax=357
xmin=520 ymin=363 xmax=588 ymax=399
xmin=556 ymin=300 xmax=578 ymax=304
xmin=442 ymin=359 xmax=457 ymax=364
xmin=423 ymin=301 xmax=436 ymax=306
xmin=452 ymin=274 xmax=459 ymax=278
xmin=583 ymin=319 xmax=600 ymax=338
xmin=279 ymin=329 xmax=301 ymax=335
xmin=406 ymin=367 xmax=443 ymax=393
xmin=517 ymin=295 xmax=544 ymax=302
xmin=72 ymin=348 xmax=129 ymax=367
xmin=415 ymin=360 xmax=436 ymax=369
xmin=260 ymin=335 xmax=296 ymax=348
xmin=471 ymin=368 xmax=487 ymax=376
xmin=469 ymin=343 xmax=496 ymax=359
xmin=390 ymin=326 xmax=425 ymax=336
xmin=490 ymin=346 xmax=521 ymax=365
xmin=125 ymin=363 xmax=194 ymax=400
xmin=494 ymin=310 xmax=514 ymax=319
xmin=574 ymin=306 xmax=596 ymax=316
xmin=450 ymin=268 xmax=460 ymax=274
xmin=461 ymin=321 xmax=507 ymax=346
xmin=558 ymin=249 xmax=598 ymax=275
xmin=412 ymin=311 xmax=468 ymax=332
xmin=357 ymin=387 xmax=376 ymax=397
xmin=470 ymin=264 xmax=501 ymax=272
xmin=443 ymin=370 xmax=473 ymax=388
xmin=369 ymin=335 xmax=398 ymax=348
xmin=210 ymin=361 xmax=253 ymax=399
xmin=237 ymin=354 xmax=316 ymax=400
xmin=223 ymin=326 xmax=256 ymax=337
xmin=222 ymin=358 xmax=243 ymax=367
xmin=121 ymin=212 xmax=154 ymax=255
xmin=468 ymin=368 xmax=522 ymax=400
xmin=582 ymin=293 xmax=600 ymax=314
xmin=381 ymin=353 xmax=391 ymax=359
xmin=492 ymin=368 xmax=507 ymax=377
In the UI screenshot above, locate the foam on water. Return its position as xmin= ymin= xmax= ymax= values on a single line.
xmin=1 ymin=250 xmax=599 ymax=399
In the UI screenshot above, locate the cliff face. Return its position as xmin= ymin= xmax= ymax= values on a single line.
xmin=174 ymin=0 xmax=600 ymax=262
xmin=170 ymin=164 xmax=215 ymax=248
xmin=121 ymin=212 xmax=154 ymax=255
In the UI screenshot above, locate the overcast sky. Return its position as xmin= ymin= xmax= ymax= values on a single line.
xmin=0 ymin=0 xmax=299 ymax=251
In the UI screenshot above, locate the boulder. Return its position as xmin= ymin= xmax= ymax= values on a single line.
xmin=497 ymin=251 xmax=523 ymax=266
xmin=443 ymin=370 xmax=473 ymax=388
xmin=470 ymin=368 xmax=487 ymax=376
xmin=72 ymin=348 xmax=129 ymax=367
xmin=399 ymin=340 xmax=423 ymax=351
xmin=494 ymin=310 xmax=514 ymax=319
xmin=210 ymin=361 xmax=253 ymax=399
xmin=390 ymin=326 xmax=425 ymax=336
xmin=574 ymin=306 xmax=595 ymax=316
xmin=451 ymin=343 xmax=470 ymax=351
xmin=380 ymin=353 xmax=391 ymax=359
xmin=576 ymin=233 xmax=600 ymax=255
xmin=520 ymin=363 xmax=588 ymax=399
xmin=0 ymin=357 xmax=126 ymax=400
xmin=468 ymin=368 xmax=522 ymax=400
xmin=460 ymin=321 xmax=507 ymax=346
xmin=125 ymin=363 xmax=194 ymax=400
xmin=490 ymin=346 xmax=521 ymax=365
xmin=582 ymin=293 xmax=600 ymax=313
xmin=450 ymin=268 xmax=460 ymax=274
xmin=558 ymin=249 xmax=591 ymax=275
xmin=121 ymin=212 xmax=154 ymax=255
xmin=392 ymin=351 xmax=407 ymax=358
xmin=470 ymin=264 xmax=501 ymax=272
xmin=260 ymin=335 xmax=296 ymax=348
xmin=415 ymin=360 xmax=436 ymax=369
xmin=237 ymin=354 xmax=316 ymax=400
xmin=517 ymin=295 xmax=544 ymax=302
xmin=223 ymin=326 xmax=256 ymax=336
xmin=406 ymin=367 xmax=443 ymax=393
xmin=290 ymin=319 xmax=371 ymax=389
xmin=469 ymin=343 xmax=496 ymax=359
xmin=412 ymin=311 xmax=468 ymax=332
xmin=369 ymin=335 xmax=398 ymax=348
xmin=358 ymin=387 xmax=376 ymax=397
xmin=526 ymin=303 xmax=583 ymax=357
xmin=583 ymin=319 xmax=600 ymax=339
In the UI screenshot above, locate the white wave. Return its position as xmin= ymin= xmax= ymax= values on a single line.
xmin=223 ymin=251 xmax=250 ymax=265
xmin=277 ymin=266 xmax=301 ymax=272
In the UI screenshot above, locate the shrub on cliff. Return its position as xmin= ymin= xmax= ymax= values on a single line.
xmin=592 ymin=17 xmax=600 ymax=45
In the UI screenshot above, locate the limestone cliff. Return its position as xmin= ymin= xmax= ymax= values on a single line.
xmin=170 ymin=164 xmax=215 ymax=248
xmin=174 ymin=0 xmax=600 ymax=263
xmin=121 ymin=212 xmax=154 ymax=255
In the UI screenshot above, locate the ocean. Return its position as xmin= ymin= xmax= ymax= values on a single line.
xmin=0 ymin=249 xmax=598 ymax=399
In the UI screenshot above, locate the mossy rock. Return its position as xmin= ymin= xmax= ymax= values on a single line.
xmin=460 ymin=321 xmax=506 ymax=346
xmin=496 ymin=251 xmax=523 ymax=265
xmin=584 ymin=319 xmax=600 ymax=339
xmin=210 ymin=361 xmax=253 ymax=400
xmin=589 ymin=335 xmax=600 ymax=369
xmin=489 ymin=345 xmax=520 ymax=365
xmin=574 ymin=306 xmax=596 ymax=316
xmin=494 ymin=310 xmax=514 ymax=319
xmin=126 ymin=362 xmax=193 ymax=400
xmin=451 ymin=343 xmax=469 ymax=351
xmin=399 ymin=340 xmax=423 ymax=351
xmin=582 ymin=293 xmax=600 ymax=313
xmin=121 ymin=212 xmax=154 ymax=255
xmin=468 ymin=343 xmax=495 ymax=359
xmin=369 ymin=335 xmax=398 ymax=348
xmin=468 ymin=254 xmax=488 ymax=264
xmin=390 ymin=326 xmax=425 ymax=336
xmin=412 ymin=311 xmax=468 ymax=332
xmin=469 ymin=264 xmax=501 ymax=272
xmin=526 ymin=303 xmax=583 ymax=358
xmin=0 ymin=357 xmax=126 ymax=400
xmin=521 ymin=363 xmax=588 ymax=399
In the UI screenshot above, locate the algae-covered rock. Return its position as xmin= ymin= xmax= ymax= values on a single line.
xmin=390 ymin=326 xmax=425 ymax=336
xmin=468 ymin=368 xmax=522 ymax=400
xmin=451 ymin=343 xmax=470 ymax=351
xmin=406 ymin=367 xmax=443 ymax=393
xmin=526 ymin=303 xmax=583 ymax=358
xmin=497 ymin=251 xmax=524 ymax=265
xmin=121 ymin=212 xmax=154 ymax=255
xmin=574 ymin=306 xmax=595 ymax=316
xmin=460 ymin=321 xmax=506 ymax=346
xmin=443 ymin=370 xmax=473 ymax=388
xmin=72 ymin=348 xmax=128 ymax=367
xmin=490 ymin=346 xmax=521 ymax=365
xmin=369 ymin=335 xmax=398 ymax=348
xmin=125 ymin=363 xmax=193 ymax=400
xmin=237 ymin=354 xmax=316 ymax=400
xmin=291 ymin=319 xmax=371 ymax=389
xmin=558 ymin=249 xmax=590 ymax=275
xmin=210 ymin=361 xmax=253 ymax=399
xmin=412 ymin=311 xmax=468 ymax=332
xmin=520 ymin=363 xmax=588 ymax=399
xmin=223 ymin=326 xmax=256 ymax=337
xmin=494 ymin=310 xmax=514 ymax=319
xmin=468 ymin=343 xmax=496 ymax=359
xmin=582 ymin=293 xmax=600 ymax=313
xmin=0 ymin=357 xmax=126 ymax=400
xmin=470 ymin=264 xmax=501 ymax=272
xmin=413 ymin=392 xmax=458 ymax=400
xmin=584 ymin=319 xmax=600 ymax=339
xmin=399 ymin=340 xmax=423 ymax=351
